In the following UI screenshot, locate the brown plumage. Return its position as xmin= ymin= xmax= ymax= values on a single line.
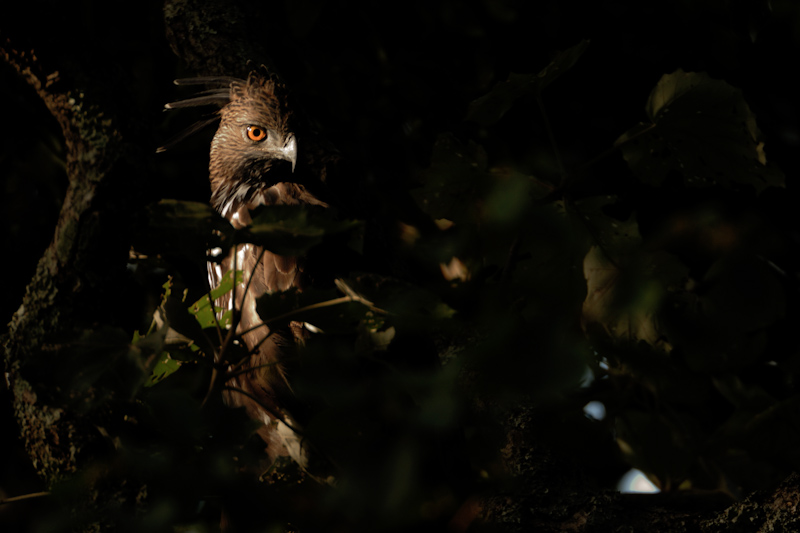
xmin=165 ymin=68 xmax=327 ymax=468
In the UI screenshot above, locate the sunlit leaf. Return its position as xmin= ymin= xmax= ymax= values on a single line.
xmin=189 ymin=269 xmax=242 ymax=329
xmin=144 ymin=351 xmax=182 ymax=387
xmin=576 ymin=197 xmax=687 ymax=349
xmin=582 ymin=246 xmax=666 ymax=348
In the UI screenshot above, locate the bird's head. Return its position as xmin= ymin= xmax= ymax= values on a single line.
xmin=209 ymin=71 xmax=298 ymax=210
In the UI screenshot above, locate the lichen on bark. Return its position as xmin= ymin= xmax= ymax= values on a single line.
xmin=2 ymin=42 xmax=123 ymax=488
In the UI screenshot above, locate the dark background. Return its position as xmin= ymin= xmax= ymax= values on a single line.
xmin=3 ymin=0 xmax=800 ymax=530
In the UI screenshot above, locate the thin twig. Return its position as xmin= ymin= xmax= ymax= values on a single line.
xmin=218 ymin=246 xmax=268 ymax=364
xmin=0 ymin=491 xmax=50 ymax=506
xmin=566 ymin=198 xmax=622 ymax=270
xmin=201 ymin=367 xmax=218 ymax=408
xmin=500 ymin=234 xmax=521 ymax=281
xmin=236 ymin=285 xmax=389 ymax=346
xmin=222 ymin=386 xmax=303 ymax=437
xmin=263 ymin=294 xmax=388 ymax=327
xmin=566 ymin=123 xmax=657 ymax=185
xmin=537 ymin=94 xmax=565 ymax=180
xmin=224 ymin=359 xmax=286 ymax=381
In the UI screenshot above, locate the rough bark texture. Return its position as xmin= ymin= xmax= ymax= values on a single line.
xmin=1 ymin=35 xmax=148 ymax=528
xmin=1 ymin=0 xmax=276 ymax=489
xmin=1 ymin=43 xmax=123 ymax=485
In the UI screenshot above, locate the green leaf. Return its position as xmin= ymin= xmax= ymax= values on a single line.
xmin=188 ymin=269 xmax=242 ymax=329
xmin=144 ymin=352 xmax=182 ymax=387
xmin=616 ymin=70 xmax=784 ymax=193
xmin=466 ymin=39 xmax=590 ymax=125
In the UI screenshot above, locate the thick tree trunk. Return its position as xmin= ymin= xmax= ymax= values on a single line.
xmin=1 ymin=44 xmax=125 ymax=485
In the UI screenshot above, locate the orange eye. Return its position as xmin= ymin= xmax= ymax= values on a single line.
xmin=246 ymin=125 xmax=267 ymax=142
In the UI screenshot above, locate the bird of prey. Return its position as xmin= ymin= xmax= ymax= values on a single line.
xmin=163 ymin=67 xmax=329 ymax=469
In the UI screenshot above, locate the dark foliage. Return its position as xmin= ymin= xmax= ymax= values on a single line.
xmin=4 ymin=0 xmax=800 ymax=531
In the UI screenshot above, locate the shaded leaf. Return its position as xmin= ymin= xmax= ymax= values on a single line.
xmin=139 ymin=199 xmax=231 ymax=256
xmin=233 ymin=204 xmax=362 ymax=256
xmin=255 ymin=275 xmax=456 ymax=337
xmin=466 ymin=40 xmax=590 ymax=125
xmin=483 ymin=167 xmax=540 ymax=227
xmin=256 ymin=285 xmax=368 ymax=334
xmin=412 ymin=133 xmax=488 ymax=222
xmin=616 ymin=409 xmax=697 ymax=491
xmin=571 ymin=195 xmax=641 ymax=256
xmin=26 ymin=327 xmax=150 ymax=411
xmin=616 ymin=70 xmax=784 ymax=192
xmin=660 ymin=254 xmax=785 ymax=373
xmin=740 ymin=395 xmax=800 ymax=469
xmin=712 ymin=374 xmax=775 ymax=411
xmin=576 ymin=197 xmax=688 ymax=348
xmin=701 ymin=254 xmax=786 ymax=332
xmin=348 ymin=275 xmax=457 ymax=324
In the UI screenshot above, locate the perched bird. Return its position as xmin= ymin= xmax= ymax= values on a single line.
xmin=163 ymin=67 xmax=329 ymax=469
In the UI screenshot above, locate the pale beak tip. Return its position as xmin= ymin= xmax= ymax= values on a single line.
xmin=285 ymin=135 xmax=298 ymax=173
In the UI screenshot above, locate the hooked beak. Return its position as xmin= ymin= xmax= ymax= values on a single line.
xmin=282 ymin=135 xmax=297 ymax=173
